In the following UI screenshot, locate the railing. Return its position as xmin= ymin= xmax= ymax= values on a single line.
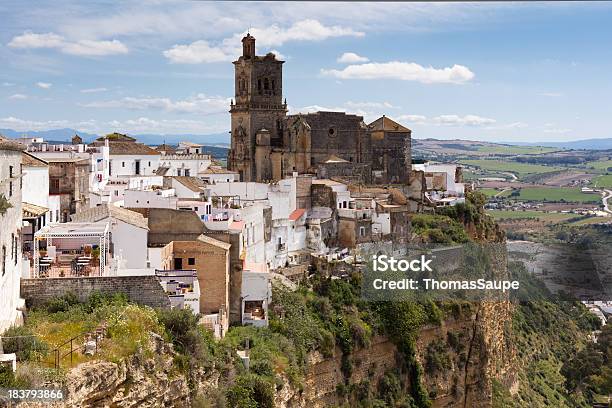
xmin=42 ymin=323 xmax=107 ymax=372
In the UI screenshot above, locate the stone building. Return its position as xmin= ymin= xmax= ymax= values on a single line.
xmin=161 ymin=235 xmax=231 ymax=332
xmin=228 ymin=34 xmax=411 ymax=184
xmin=47 ymin=157 xmax=90 ymax=222
xmin=0 ymin=137 xmax=25 ymax=331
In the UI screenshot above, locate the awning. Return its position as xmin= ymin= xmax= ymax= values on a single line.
xmin=22 ymin=202 xmax=48 ymax=219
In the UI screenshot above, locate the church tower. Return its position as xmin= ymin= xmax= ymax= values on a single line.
xmin=228 ymin=34 xmax=287 ymax=182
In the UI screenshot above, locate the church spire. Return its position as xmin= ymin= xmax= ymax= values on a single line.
xmin=242 ymin=33 xmax=256 ymax=59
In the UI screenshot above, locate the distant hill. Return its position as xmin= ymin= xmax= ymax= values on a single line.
xmin=0 ymin=128 xmax=99 ymax=141
xmin=504 ymin=138 xmax=612 ymax=150
xmin=0 ymin=128 xmax=230 ymax=146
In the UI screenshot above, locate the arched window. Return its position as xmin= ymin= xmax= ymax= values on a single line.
xmin=264 ymin=78 xmax=269 ymax=90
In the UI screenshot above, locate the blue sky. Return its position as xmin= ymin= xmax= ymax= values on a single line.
xmin=2 ymin=1 xmax=612 ymax=143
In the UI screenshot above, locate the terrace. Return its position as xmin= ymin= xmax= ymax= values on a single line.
xmin=33 ymin=222 xmax=111 ymax=278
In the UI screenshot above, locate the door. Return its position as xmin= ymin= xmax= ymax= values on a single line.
xmin=174 ymin=258 xmax=183 ymax=270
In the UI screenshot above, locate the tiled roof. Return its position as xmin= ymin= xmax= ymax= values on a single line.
xmin=174 ymin=176 xmax=206 ymax=192
xmin=288 ymin=208 xmax=306 ymax=221
xmin=107 ymin=141 xmax=160 ymax=156
xmin=200 ymin=166 xmax=238 ymax=174
xmin=155 ymin=144 xmax=176 ymax=153
xmin=155 ymin=166 xmax=170 ymax=176
xmin=229 ymin=221 xmax=245 ymax=231
xmin=22 ymin=152 xmax=48 ymax=167
xmin=179 ymin=141 xmax=203 ymax=147
xmin=71 ymin=204 xmax=149 ymax=230
xmin=368 ymin=116 xmax=411 ymax=132
xmin=197 ymin=234 xmax=232 ymax=250
xmin=0 ymin=136 xmax=25 ymax=152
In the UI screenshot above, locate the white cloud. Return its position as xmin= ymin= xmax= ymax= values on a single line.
xmin=82 ymin=94 xmax=230 ymax=114
xmin=36 ymin=82 xmax=52 ymax=89
xmin=8 ymin=94 xmax=27 ymax=100
xmin=80 ymin=87 xmax=108 ymax=93
xmin=164 ymin=19 xmax=363 ymax=64
xmin=269 ymin=50 xmax=286 ymax=60
xmin=397 ymin=114 xmax=427 ymax=124
xmin=8 ymin=32 xmax=64 ymax=49
xmin=321 ymin=62 xmax=475 ymax=84
xmin=432 ymin=114 xmax=495 ymax=126
xmin=164 ymin=40 xmax=234 ymax=64
xmin=62 ymin=39 xmax=128 ymax=56
xmin=337 ymin=52 xmax=369 ymax=64
xmin=8 ymin=31 xmax=128 ymax=56
xmin=345 ymin=101 xmax=394 ymax=110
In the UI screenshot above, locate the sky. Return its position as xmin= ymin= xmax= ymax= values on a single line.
xmin=2 ymin=1 xmax=612 ymax=143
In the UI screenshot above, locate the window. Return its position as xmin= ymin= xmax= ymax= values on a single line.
xmin=11 ymin=233 xmax=14 ymax=260
xmin=177 ymin=169 xmax=182 ymax=176
xmin=1 ymin=245 xmax=5 ymax=276
xmin=13 ymin=235 xmax=17 ymax=265
xmin=264 ymin=78 xmax=269 ymax=90
xmin=148 ymin=161 xmax=151 ymax=167
xmin=122 ymin=162 xmax=125 ymax=167
xmin=359 ymin=227 xmax=366 ymax=237
xmin=184 ymin=169 xmax=190 ymax=177
xmin=194 ymin=207 xmax=198 ymax=211
xmin=188 ymin=258 xmax=195 ymax=266
xmin=9 ymin=166 xmax=13 ymax=178
xmin=51 ymin=178 xmax=60 ymax=192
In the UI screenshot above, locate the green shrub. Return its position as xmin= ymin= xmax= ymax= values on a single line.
xmin=1 ymin=325 xmax=48 ymax=361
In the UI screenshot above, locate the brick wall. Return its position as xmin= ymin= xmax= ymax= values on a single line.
xmin=20 ymin=276 xmax=171 ymax=309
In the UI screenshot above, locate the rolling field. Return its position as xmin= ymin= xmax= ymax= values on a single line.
xmin=514 ymin=187 xmax=600 ymax=203
xmin=477 ymin=145 xmax=559 ymax=155
xmin=479 ymin=188 xmax=511 ymax=198
xmin=584 ymin=159 xmax=612 ymax=172
xmin=487 ymin=210 xmax=581 ymax=222
xmin=591 ymin=174 xmax=612 ymax=188
xmin=460 ymin=159 xmax=565 ymax=177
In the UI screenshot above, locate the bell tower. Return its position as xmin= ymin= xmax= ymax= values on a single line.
xmin=228 ymin=34 xmax=287 ymax=182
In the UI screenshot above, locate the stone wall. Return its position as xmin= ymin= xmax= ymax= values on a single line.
xmin=20 ymin=276 xmax=171 ymax=309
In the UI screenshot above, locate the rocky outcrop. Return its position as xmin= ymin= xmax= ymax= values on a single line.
xmin=15 ymin=335 xmax=197 ymax=408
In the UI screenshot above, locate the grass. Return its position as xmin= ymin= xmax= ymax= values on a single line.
xmin=583 ymin=159 xmax=612 ymax=172
xmin=477 ymin=145 xmax=558 ymax=155
xmin=487 ymin=210 xmax=582 ymax=222
xmin=513 ymin=187 xmax=600 ymax=203
xmin=460 ymin=159 xmax=565 ymax=178
xmin=591 ymin=174 xmax=612 ymax=188
xmin=479 ymin=188 xmax=512 ymax=198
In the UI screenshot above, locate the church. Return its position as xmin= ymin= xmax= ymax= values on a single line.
xmin=228 ymin=34 xmax=412 ymax=184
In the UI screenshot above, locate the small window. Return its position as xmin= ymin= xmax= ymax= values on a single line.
xmin=359 ymin=227 xmax=366 ymax=237
xmin=1 ymin=245 xmax=5 ymax=276
xmin=122 ymin=162 xmax=125 ymax=167
xmin=148 ymin=161 xmax=151 ymax=166
xmin=188 ymin=258 xmax=195 ymax=266
xmin=194 ymin=207 xmax=198 ymax=211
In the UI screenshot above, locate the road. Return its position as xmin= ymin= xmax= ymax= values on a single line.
xmin=502 ymin=172 xmax=518 ymax=182
xmin=602 ymin=189 xmax=612 ymax=214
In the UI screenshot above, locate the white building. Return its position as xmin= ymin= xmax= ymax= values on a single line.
xmin=177 ymin=141 xmax=204 ymax=155
xmin=241 ymin=269 xmax=271 ymax=328
xmin=0 ymin=138 xmax=26 ymax=331
xmin=158 ymin=154 xmax=212 ymax=177
xmin=412 ymin=162 xmax=465 ymax=197
xmin=89 ymin=133 xmax=160 ymax=179
xmin=70 ymin=204 xmax=149 ymax=270
xmin=124 ymin=188 xmax=178 ymax=209
xmin=200 ymin=166 xmax=240 ymax=184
